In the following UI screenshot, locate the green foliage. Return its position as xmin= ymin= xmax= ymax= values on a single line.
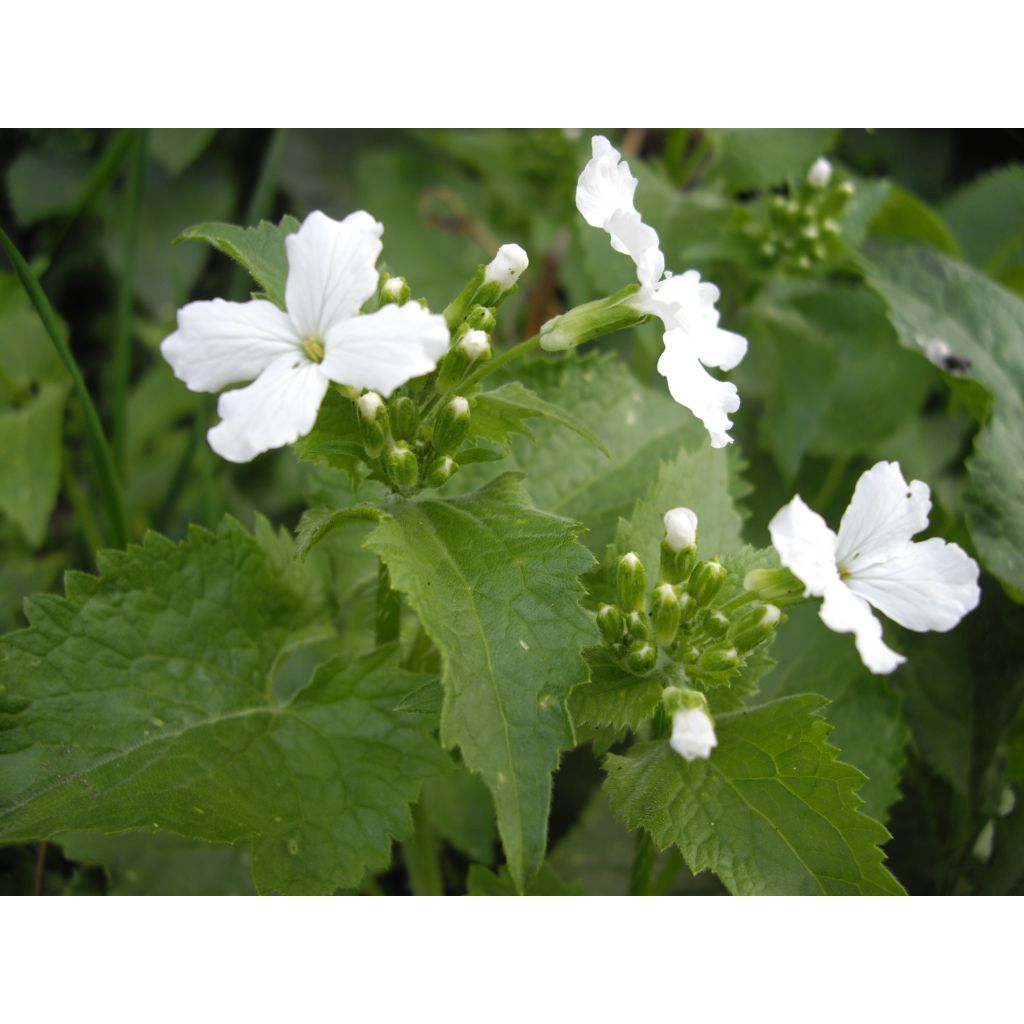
xmin=568 ymin=647 xmax=664 ymax=733
xmin=366 ymin=474 xmax=595 ymax=891
xmin=466 ymin=862 xmax=583 ymax=895
xmin=605 ymin=696 xmax=905 ymax=894
xmin=869 ymin=184 xmax=960 ymax=254
xmin=0 ymin=519 xmax=447 ymax=893
xmin=705 ymin=129 xmax=839 ymax=192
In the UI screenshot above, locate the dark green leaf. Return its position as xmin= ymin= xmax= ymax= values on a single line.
xmin=466 ymin=862 xmax=582 ymax=896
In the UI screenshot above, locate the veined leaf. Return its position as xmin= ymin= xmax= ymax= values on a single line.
xmin=177 ymin=215 xmax=300 ymax=308
xmin=0 ymin=519 xmax=447 ymax=894
xmin=605 ymin=695 xmax=905 ymax=895
xmin=366 ymin=473 xmax=595 ymax=891
xmin=568 ymin=647 xmax=663 ymax=733
xmin=466 ymin=862 xmax=583 ymax=896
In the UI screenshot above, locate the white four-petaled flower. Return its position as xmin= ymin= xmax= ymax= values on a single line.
xmin=769 ymin=461 xmax=981 ymax=674
xmin=161 ymin=210 xmax=450 ymax=462
xmin=670 ymin=706 xmax=718 ymax=762
xmin=576 ymin=136 xmax=748 ymax=448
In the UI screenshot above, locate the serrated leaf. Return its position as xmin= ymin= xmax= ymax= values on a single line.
xmin=177 ymin=215 xmax=300 ymax=309
xmin=466 ymin=862 xmax=583 ymax=896
xmin=421 ymin=763 xmax=497 ymax=864
xmin=470 ymin=381 xmax=609 ymax=456
xmin=294 ymin=387 xmax=363 ymax=477
xmin=0 ymin=519 xmax=447 ymax=893
xmin=865 ymin=245 xmax=1024 ymax=595
xmin=568 ymin=647 xmax=663 ymax=732
xmin=605 ymin=695 xmax=905 ymax=895
xmin=757 ymin=604 xmax=908 ymax=821
xmin=365 ymin=473 xmax=596 ymax=890
xmin=295 ymin=504 xmax=384 ymax=559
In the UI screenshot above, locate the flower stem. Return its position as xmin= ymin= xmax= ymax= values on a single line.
xmin=0 ymin=224 xmax=127 ymax=548
xmin=460 ymin=334 xmax=540 ymax=390
xmin=403 ymin=802 xmax=444 ymax=896
xmin=629 ymin=829 xmax=658 ymax=896
xmin=375 ymin=561 xmax=401 ymax=646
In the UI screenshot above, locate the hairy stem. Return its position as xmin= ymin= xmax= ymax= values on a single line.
xmin=403 ymin=802 xmax=444 ymax=896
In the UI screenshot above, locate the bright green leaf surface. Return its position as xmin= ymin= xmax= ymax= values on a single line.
xmin=366 ymin=474 xmax=595 ymax=890
xmin=605 ymin=695 xmax=905 ymax=894
xmin=568 ymin=647 xmax=663 ymax=733
xmin=421 ymin=763 xmax=498 ymax=865
xmin=0 ymin=519 xmax=447 ymax=893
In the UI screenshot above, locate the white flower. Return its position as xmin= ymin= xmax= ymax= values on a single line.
xmin=484 ymin=243 xmax=529 ymax=289
xmin=768 ymin=461 xmax=981 ymax=674
xmin=576 ymin=136 xmax=747 ymax=448
xmin=807 ymin=157 xmax=834 ymax=189
xmin=663 ymin=507 xmax=698 ymax=551
xmin=670 ymin=706 xmax=718 ymax=762
xmin=161 ymin=210 xmax=450 ymax=463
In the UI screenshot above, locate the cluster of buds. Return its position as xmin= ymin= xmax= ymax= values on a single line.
xmin=751 ymin=157 xmax=856 ymax=274
xmin=596 ymin=508 xmax=784 ymax=685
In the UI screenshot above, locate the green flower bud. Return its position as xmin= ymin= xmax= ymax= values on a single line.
xmin=624 ymin=609 xmax=650 ymax=643
xmin=474 ymin=244 xmax=529 ymax=307
xmin=380 ymin=275 xmax=411 ymax=305
xmin=389 ymin=395 xmax=419 ymax=441
xmin=596 ymin=603 xmax=624 ymax=646
xmin=662 ymin=685 xmax=710 ymax=716
xmin=356 ymin=390 xmax=389 ymax=459
xmin=464 ymin=305 xmax=497 ymax=334
xmin=616 ymin=552 xmax=647 ymax=613
xmin=743 ymin=566 xmax=806 ymax=606
xmin=703 ymin=610 xmax=730 ymax=639
xmin=436 ymin=330 xmax=491 ymax=392
xmin=698 ymin=646 xmax=740 ymax=673
xmin=539 ymin=284 xmax=650 ymax=352
xmin=385 ymin=443 xmax=419 ymax=488
xmin=731 ymin=603 xmax=782 ymax=652
xmin=677 ymin=590 xmax=698 ymax=627
xmin=650 ymin=583 xmax=682 ymax=646
xmin=431 ymin=395 xmax=471 ymax=454
xmin=687 ymin=559 xmax=727 ymax=608
xmin=425 ymin=454 xmax=457 ymax=488
xmin=626 ymin=642 xmax=657 ymax=676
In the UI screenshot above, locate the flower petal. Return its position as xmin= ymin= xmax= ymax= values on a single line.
xmin=846 ymin=537 xmax=981 ymax=632
xmin=161 ymin=298 xmax=299 ymax=393
xmin=835 ymin=461 xmax=931 ymax=573
xmin=321 ymin=303 xmax=450 ymax=397
xmin=819 ymin=579 xmax=905 ymax=674
xmin=670 ymin=707 xmax=718 ymax=761
xmin=207 ymin=353 xmax=328 ymax=463
xmin=657 ymin=329 xmax=740 ymax=448
xmin=604 ymin=209 xmax=664 ymax=286
xmin=285 ymin=210 xmax=383 ymax=340
xmin=576 ymin=135 xmax=639 ymax=230
xmin=768 ymin=494 xmax=839 ymax=596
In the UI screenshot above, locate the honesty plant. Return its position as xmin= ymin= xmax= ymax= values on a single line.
xmin=1 ymin=128 xmax=1011 ymax=897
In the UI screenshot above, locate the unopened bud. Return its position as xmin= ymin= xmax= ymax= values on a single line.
xmin=436 ymin=330 xmax=491 ymax=392
xmin=703 ymin=610 xmax=730 ymax=639
xmin=616 ymin=552 xmax=647 ymax=613
xmin=650 ymin=583 xmax=682 ymax=646
xmin=425 ymin=454 xmax=457 ymax=488
xmin=677 ymin=591 xmax=698 ymax=628
xmin=381 ymin=275 xmax=411 ymax=305
xmin=732 ymin=603 xmax=781 ymax=652
xmin=385 ymin=443 xmax=419 ymax=488
xmin=626 ymin=642 xmax=657 ymax=676
xmin=389 ymin=395 xmax=419 ymax=442
xmin=597 ymin=604 xmax=624 ymax=646
xmin=743 ymin=566 xmax=805 ymax=606
xmin=356 ymin=391 xmax=389 ymax=459
xmin=698 ymin=646 xmax=740 ymax=673
xmin=660 ymin=539 xmax=697 ymax=585
xmin=464 ymin=305 xmax=497 ymax=334
xmin=477 ymin=243 xmax=528 ymax=305
xmin=624 ymin=609 xmax=650 ymax=643
xmin=539 ymin=284 xmax=650 ymax=352
xmin=807 ymin=157 xmax=834 ymax=189
xmin=432 ymin=396 xmax=471 ymax=454
xmin=663 ymin=507 xmax=698 ymax=551
xmin=687 ymin=559 xmax=727 ymax=607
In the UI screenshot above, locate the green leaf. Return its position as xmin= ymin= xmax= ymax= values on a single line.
xmin=865 ymin=245 xmax=1024 ymax=595
xmin=295 ymin=504 xmax=384 ymax=559
xmin=366 ymin=474 xmax=595 ymax=890
xmin=605 ymin=695 xmax=905 ymax=895
xmin=58 ymin=831 xmax=255 ymax=896
xmin=549 ymin=790 xmax=637 ymax=895
xmin=470 ymin=382 xmax=609 ymax=456
xmin=568 ymin=647 xmax=663 ymax=733
xmin=148 ymin=129 xmax=218 ymax=176
xmin=0 ymin=519 xmax=447 ymax=893
xmin=294 ymin=387 xmax=363 ymax=477
xmin=943 ymin=164 xmax=1024 ymax=283
xmin=869 ymin=184 xmax=960 ymax=254
xmin=421 ymin=763 xmax=497 ymax=864
xmin=756 ymin=604 xmax=908 ymax=822
xmin=466 ymin=862 xmax=583 ymax=896
xmin=705 ymin=129 xmax=839 ymax=192
xmin=177 ymin=215 xmax=301 ymax=309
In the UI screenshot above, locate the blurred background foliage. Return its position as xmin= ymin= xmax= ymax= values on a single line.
xmin=1 ymin=128 xmax=1022 ymax=895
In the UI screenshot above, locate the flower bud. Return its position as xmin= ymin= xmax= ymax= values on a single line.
xmin=625 ymin=641 xmax=657 ymax=676
xmin=432 ymin=396 xmax=470 ymax=454
xmin=650 ymin=583 xmax=682 ymax=646
xmin=616 ymin=552 xmax=647 ymax=613
xmin=436 ymin=330 xmax=491 ymax=392
xmin=385 ymin=443 xmax=419 ymax=488
xmin=424 ymin=454 xmax=457 ymax=488
xmin=475 ymin=243 xmax=529 ymax=306
xmin=703 ymin=610 xmax=730 ymax=639
xmin=687 ymin=559 xmax=727 ymax=607
xmin=464 ymin=305 xmax=497 ymax=334
xmin=356 ymin=390 xmax=389 ymax=459
xmin=663 ymin=507 xmax=698 ymax=551
xmin=380 ymin=275 xmax=411 ymax=305
xmin=806 ymin=157 xmax=834 ymax=189
xmin=624 ymin=609 xmax=650 ymax=643
xmin=596 ymin=603 xmax=624 ymax=646
xmin=388 ymin=395 xmax=419 ymax=442
xmin=731 ymin=603 xmax=781 ymax=652
xmin=698 ymin=645 xmax=740 ymax=673
xmin=677 ymin=591 xmax=698 ymax=628
xmin=539 ymin=284 xmax=650 ymax=352
xmin=743 ymin=566 xmax=805 ymax=606
xmin=669 ymin=705 xmax=717 ymax=762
